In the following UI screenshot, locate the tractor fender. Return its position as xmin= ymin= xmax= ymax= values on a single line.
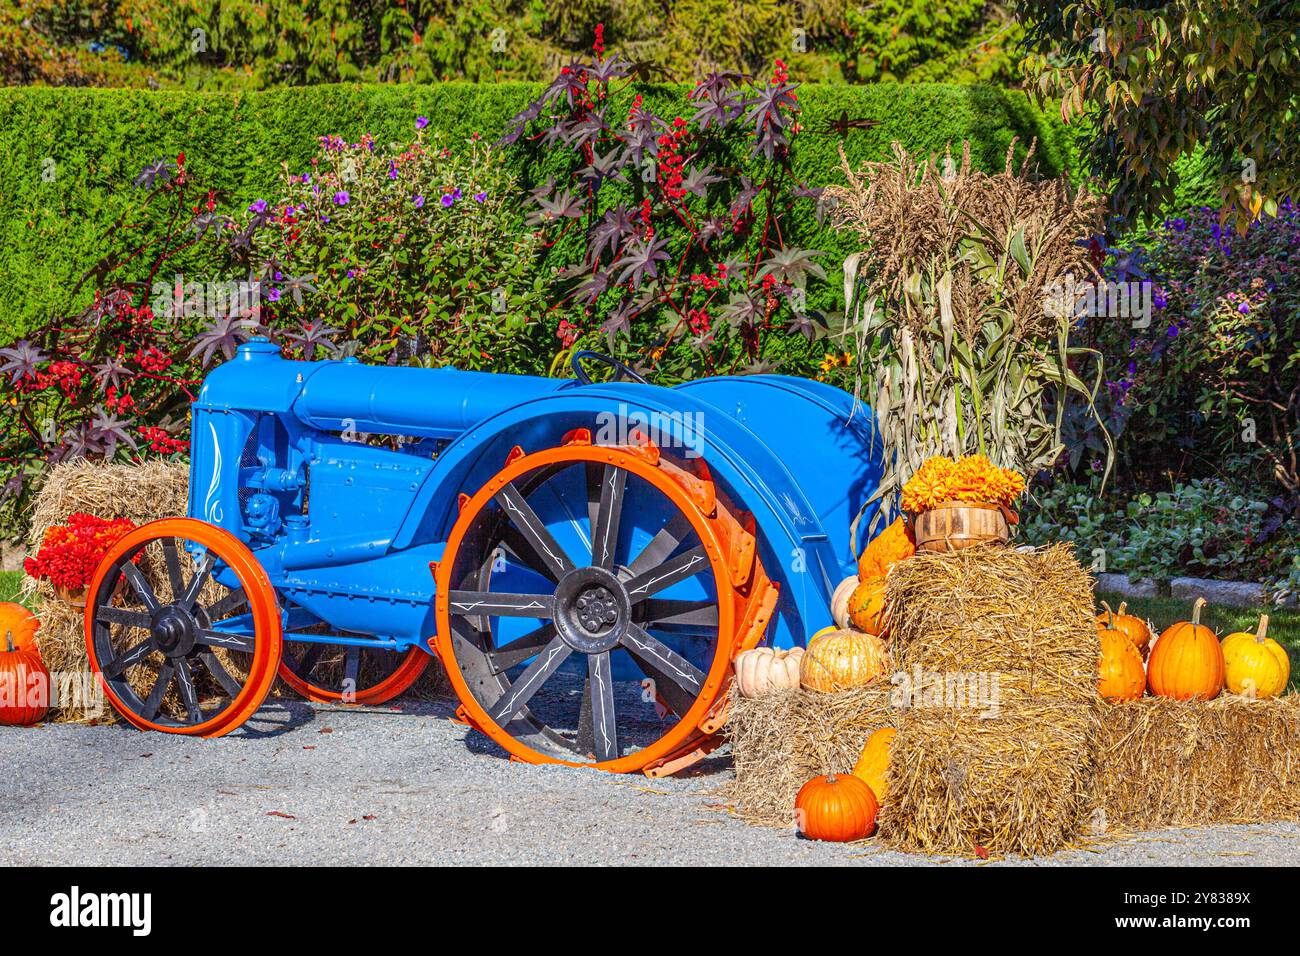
xmin=394 ymin=382 xmax=880 ymax=647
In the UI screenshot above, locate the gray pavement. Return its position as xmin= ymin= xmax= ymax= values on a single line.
xmin=2 ymin=699 xmax=1297 ymax=866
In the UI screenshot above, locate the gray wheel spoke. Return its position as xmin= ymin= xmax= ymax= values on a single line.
xmin=173 ymin=658 xmax=203 ymax=723
xmin=494 ymin=482 xmax=575 ymax=579
xmin=447 ymin=591 xmax=556 ymax=619
xmin=344 ymin=647 xmax=360 ymax=697
xmin=623 ymin=545 xmax=710 ymax=603
xmin=102 ymin=638 xmax=156 ymax=678
xmin=197 ymin=629 xmax=255 ymax=653
xmin=637 ymin=598 xmax=720 ymax=635
xmin=487 ymin=634 xmax=572 ymax=726
xmin=588 ymin=651 xmax=618 ymax=762
xmin=589 ymin=465 xmax=626 ymax=571
xmin=121 ymin=562 xmax=160 ymax=613
xmin=160 ymin=537 xmax=186 ymax=601
xmin=179 ymin=552 xmax=216 ymax=611
xmin=626 ymin=512 xmax=692 ymax=578
xmin=140 ymin=664 xmax=174 ymax=721
xmin=206 ymin=588 xmax=248 ymax=621
xmin=196 ymin=650 xmax=244 ymax=698
xmin=622 ymin=624 xmax=705 ymax=706
xmin=95 ymin=605 xmax=152 ymax=630
xmin=488 ymin=623 xmax=557 ymax=671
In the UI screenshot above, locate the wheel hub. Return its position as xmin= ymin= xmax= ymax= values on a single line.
xmin=150 ymin=605 xmax=198 ymax=657
xmin=553 ymin=566 xmax=629 ymax=654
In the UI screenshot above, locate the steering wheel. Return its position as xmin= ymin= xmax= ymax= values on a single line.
xmin=570 ymin=350 xmax=649 ymax=386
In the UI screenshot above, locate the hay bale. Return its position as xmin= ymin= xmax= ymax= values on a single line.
xmin=881 ymin=544 xmax=1099 ymax=856
xmin=1094 ymin=694 xmax=1300 ymax=831
xmin=725 ymin=686 xmax=894 ymax=827
xmin=23 ymin=461 xmax=191 ymax=720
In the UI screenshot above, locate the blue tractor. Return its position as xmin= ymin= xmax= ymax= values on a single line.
xmin=85 ymin=341 xmax=881 ymax=775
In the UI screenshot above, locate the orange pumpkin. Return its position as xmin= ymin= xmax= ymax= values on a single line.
xmin=795 ymin=773 xmax=878 ymax=841
xmin=1097 ymin=628 xmax=1145 ymax=702
xmin=0 ymin=602 xmax=39 ymax=654
xmin=857 ymin=517 xmax=915 ymax=580
xmin=800 ymin=628 xmax=892 ymax=693
xmin=1146 ymin=597 xmax=1224 ymax=701
xmin=851 ymin=727 xmax=896 ymax=803
xmin=847 ymin=577 xmax=887 ymax=635
xmin=0 ymin=629 xmax=49 ymax=726
xmin=1096 ymin=600 xmax=1152 ymax=655
xmin=1221 ymin=615 xmax=1290 ymax=699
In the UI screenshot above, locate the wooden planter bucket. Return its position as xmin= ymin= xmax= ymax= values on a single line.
xmin=911 ymin=501 xmax=1015 ymax=553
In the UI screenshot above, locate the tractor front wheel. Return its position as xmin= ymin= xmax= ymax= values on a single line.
xmin=84 ymin=518 xmax=282 ymax=737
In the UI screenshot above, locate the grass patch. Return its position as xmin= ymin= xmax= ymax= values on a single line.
xmin=1097 ymin=592 xmax=1299 ymax=691
xmin=0 ymin=570 xmax=27 ymax=606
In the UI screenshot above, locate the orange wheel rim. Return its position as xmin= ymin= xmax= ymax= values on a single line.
xmin=435 ymin=443 xmax=762 ymax=774
xmin=278 ymin=646 xmax=429 ymax=704
xmin=84 ymin=518 xmax=282 ymax=737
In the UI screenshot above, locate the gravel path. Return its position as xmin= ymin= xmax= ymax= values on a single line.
xmin=3 ymin=699 xmax=1298 ymax=866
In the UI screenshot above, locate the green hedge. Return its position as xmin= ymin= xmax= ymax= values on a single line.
xmin=0 ymin=81 xmax=1077 ymax=341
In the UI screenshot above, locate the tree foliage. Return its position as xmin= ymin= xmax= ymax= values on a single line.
xmin=1019 ymin=0 xmax=1300 ymax=229
xmin=1 ymin=0 xmax=1024 ymax=88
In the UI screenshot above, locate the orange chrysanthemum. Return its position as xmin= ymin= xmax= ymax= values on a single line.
xmin=900 ymin=455 xmax=1025 ymax=513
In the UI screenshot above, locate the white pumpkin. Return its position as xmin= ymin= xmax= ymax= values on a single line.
xmin=830 ymin=575 xmax=859 ymax=629
xmin=734 ymin=646 xmax=805 ymax=698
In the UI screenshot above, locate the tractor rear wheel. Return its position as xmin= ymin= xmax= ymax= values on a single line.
xmin=278 ymin=641 xmax=429 ymax=705
xmin=433 ymin=434 xmax=777 ymax=776
xmin=84 ymin=518 xmax=282 ymax=737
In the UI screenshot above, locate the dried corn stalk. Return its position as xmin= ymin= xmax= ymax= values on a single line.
xmin=829 ymin=140 xmax=1112 ymax=532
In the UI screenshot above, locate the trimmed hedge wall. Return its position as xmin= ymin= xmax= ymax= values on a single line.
xmin=0 ymin=81 xmax=1077 ymax=340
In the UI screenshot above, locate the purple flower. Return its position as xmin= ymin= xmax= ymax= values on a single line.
xmin=300 ymin=173 xmax=311 ymax=184
xmin=1167 ymin=325 xmax=1179 ymax=338
xmin=319 ymin=215 xmax=331 ymax=223
xmin=334 ymin=191 xmax=350 ymax=206
xmin=473 ymin=191 xmax=488 ymax=203
xmin=441 ymin=194 xmax=455 ymax=208
xmin=248 ymin=199 xmax=267 ymax=214
xmin=1152 ymin=287 xmax=1167 ymax=310
xmin=1238 ymin=301 xmax=1251 ymax=314
xmin=388 ymin=163 xmax=398 ymax=180
xmin=347 ymin=270 xmax=355 ymax=278
xmin=267 ymin=287 xmax=282 ymax=302
xmin=453 ymin=188 xmax=463 ymax=200
xmin=413 ymin=194 xmax=425 ymax=208
xmin=416 ymin=115 xmax=429 ymax=130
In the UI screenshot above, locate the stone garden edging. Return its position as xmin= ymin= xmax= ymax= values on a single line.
xmin=1095 ymin=572 xmax=1296 ymax=608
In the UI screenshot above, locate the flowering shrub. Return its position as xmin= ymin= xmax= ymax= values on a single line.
xmin=24 ymin=513 xmax=137 ymax=591
xmin=222 ymin=127 xmax=550 ymax=370
xmin=900 ymin=455 xmax=1026 ymax=512
xmin=1086 ymin=202 xmax=1300 ymax=496
xmin=498 ymin=43 xmax=831 ymax=382
xmin=1022 ymin=477 xmax=1300 ymax=602
xmin=0 ymin=152 xmax=214 ymax=538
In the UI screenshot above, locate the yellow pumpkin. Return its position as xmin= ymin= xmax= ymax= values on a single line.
xmin=1221 ymin=615 xmax=1290 ymax=699
xmin=1097 ymin=627 xmax=1145 ymax=702
xmin=734 ymin=646 xmax=805 ymax=698
xmin=800 ymin=628 xmax=891 ymax=693
xmin=830 ymin=575 xmax=859 ymax=629
xmin=846 ymin=577 xmax=887 ymax=635
xmin=857 ymin=516 xmax=915 ymax=580
xmin=1147 ymin=597 xmax=1224 ymax=701
xmin=851 ymin=727 xmax=896 ymax=803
